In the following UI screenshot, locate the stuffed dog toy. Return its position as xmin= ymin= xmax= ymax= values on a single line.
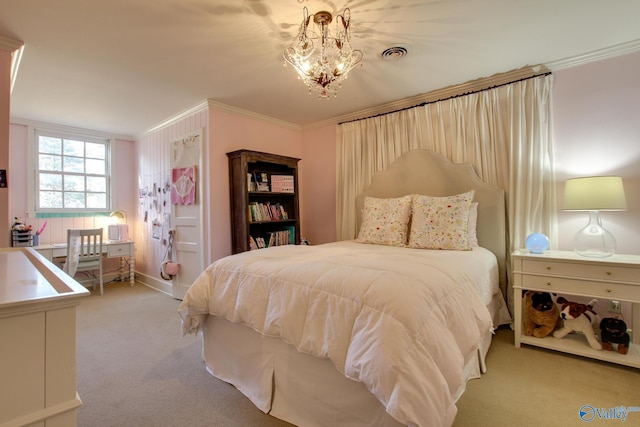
xmin=553 ymin=297 xmax=601 ymax=350
xmin=523 ymin=291 xmax=560 ymax=338
xmin=600 ymin=317 xmax=630 ymax=354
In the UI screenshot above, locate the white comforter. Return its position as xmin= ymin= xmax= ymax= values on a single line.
xmin=178 ymin=240 xmax=496 ymax=427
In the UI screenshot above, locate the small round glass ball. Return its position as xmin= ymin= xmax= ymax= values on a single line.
xmin=525 ymin=233 xmax=549 ymax=254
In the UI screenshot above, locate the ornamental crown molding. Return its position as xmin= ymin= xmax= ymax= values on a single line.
xmin=545 ymin=39 xmax=640 ymax=71
xmin=0 ymin=35 xmax=23 ymax=52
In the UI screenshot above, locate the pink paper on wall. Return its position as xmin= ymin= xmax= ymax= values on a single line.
xmin=171 ymin=166 xmax=197 ymax=205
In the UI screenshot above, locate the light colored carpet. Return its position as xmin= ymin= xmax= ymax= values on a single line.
xmin=454 ymin=325 xmax=640 ymax=427
xmin=77 ymin=282 xmax=293 ymax=427
xmin=76 ymin=282 xmax=640 ymax=427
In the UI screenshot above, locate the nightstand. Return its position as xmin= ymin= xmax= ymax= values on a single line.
xmin=512 ymin=249 xmax=640 ymax=368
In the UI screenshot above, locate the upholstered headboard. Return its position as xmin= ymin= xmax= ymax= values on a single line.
xmin=355 ymin=149 xmax=507 ymax=291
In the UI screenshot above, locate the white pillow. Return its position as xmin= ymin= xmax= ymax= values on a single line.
xmin=357 ymin=195 xmax=412 ymax=247
xmin=407 ymin=191 xmax=475 ymax=250
xmin=468 ymin=202 xmax=479 ymax=247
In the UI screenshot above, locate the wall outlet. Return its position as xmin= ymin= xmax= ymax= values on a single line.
xmin=608 ymin=300 xmax=623 ymax=314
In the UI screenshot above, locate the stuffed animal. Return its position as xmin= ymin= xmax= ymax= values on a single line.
xmin=553 ymin=297 xmax=601 ymax=350
xmin=523 ymin=291 xmax=560 ymax=338
xmin=11 ymin=217 xmax=31 ymax=231
xmin=600 ymin=317 xmax=630 ymax=354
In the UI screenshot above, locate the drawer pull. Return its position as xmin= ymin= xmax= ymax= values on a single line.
xmin=606 ymin=271 xmax=612 ymax=276
xmin=546 ymin=282 xmax=552 ymax=286
xmin=546 ymin=266 xmax=551 ymax=270
xmin=606 ymin=289 xmax=612 ymax=293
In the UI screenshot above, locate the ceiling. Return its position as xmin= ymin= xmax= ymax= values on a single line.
xmin=2 ymin=0 xmax=640 ymax=137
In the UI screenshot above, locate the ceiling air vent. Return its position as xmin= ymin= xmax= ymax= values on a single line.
xmin=380 ymin=45 xmax=410 ymax=61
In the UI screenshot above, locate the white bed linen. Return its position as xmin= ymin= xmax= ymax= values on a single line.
xmin=203 ymin=316 xmax=408 ymax=427
xmin=179 ymin=241 xmax=497 ymax=427
xmin=201 ymin=298 xmax=509 ymax=427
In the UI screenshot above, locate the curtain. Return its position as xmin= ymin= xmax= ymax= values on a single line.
xmin=336 ymin=74 xmax=557 ymax=303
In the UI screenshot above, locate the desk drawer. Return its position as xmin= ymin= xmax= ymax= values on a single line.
xmin=521 ymin=259 xmax=639 ymax=284
xmin=35 ymin=248 xmax=53 ymax=261
xmin=520 ymin=274 xmax=640 ymax=302
xmin=51 ymin=247 xmax=67 ymax=258
xmin=107 ymin=243 xmax=131 ymax=257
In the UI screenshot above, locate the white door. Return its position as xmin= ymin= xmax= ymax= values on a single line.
xmin=170 ymin=129 xmax=205 ymax=300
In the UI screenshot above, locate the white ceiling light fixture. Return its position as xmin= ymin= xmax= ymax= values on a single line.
xmin=283 ymin=4 xmax=363 ymax=99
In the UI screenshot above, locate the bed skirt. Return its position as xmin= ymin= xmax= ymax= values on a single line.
xmin=200 ymin=291 xmax=510 ymax=427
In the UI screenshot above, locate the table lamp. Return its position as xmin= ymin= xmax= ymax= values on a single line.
xmin=563 ymin=176 xmax=626 ymax=258
xmin=108 ymin=210 xmax=129 ymax=242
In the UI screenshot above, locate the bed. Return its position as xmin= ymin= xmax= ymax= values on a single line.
xmin=179 ymin=149 xmax=511 ymax=427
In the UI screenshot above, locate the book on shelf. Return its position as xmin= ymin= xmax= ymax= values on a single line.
xmin=266 ymin=229 xmax=290 ymax=248
xmin=247 ymin=173 xmax=256 ymax=192
xmin=270 ymin=175 xmax=295 ymax=193
xmin=250 ymin=202 xmax=261 ymax=222
xmin=249 ymin=235 xmax=258 ymax=250
xmin=248 ymin=201 xmax=288 ymax=222
xmin=253 ymin=171 xmax=270 ymax=192
xmin=249 ymin=229 xmax=293 ymax=250
xmin=285 ymin=225 xmax=295 ymax=244
xmin=255 ymin=237 xmax=266 ymax=248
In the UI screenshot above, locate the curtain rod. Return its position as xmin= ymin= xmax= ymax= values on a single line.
xmin=338 ymin=71 xmax=552 ymax=125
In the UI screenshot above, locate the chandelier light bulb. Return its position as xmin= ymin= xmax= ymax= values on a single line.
xmin=283 ymin=6 xmax=363 ymax=98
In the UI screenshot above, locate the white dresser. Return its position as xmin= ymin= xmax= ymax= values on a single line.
xmin=512 ymin=249 xmax=640 ymax=368
xmin=0 ymin=248 xmax=89 ymax=426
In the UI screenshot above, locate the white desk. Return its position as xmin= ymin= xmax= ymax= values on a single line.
xmin=34 ymin=240 xmax=135 ymax=287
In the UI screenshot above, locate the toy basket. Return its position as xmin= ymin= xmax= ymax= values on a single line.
xmin=11 ymin=230 xmax=33 ymax=247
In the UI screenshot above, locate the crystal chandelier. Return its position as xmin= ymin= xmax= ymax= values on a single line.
xmin=283 ymin=6 xmax=363 ymax=98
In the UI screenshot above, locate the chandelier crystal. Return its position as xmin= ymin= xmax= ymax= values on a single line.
xmin=283 ymin=6 xmax=363 ymax=98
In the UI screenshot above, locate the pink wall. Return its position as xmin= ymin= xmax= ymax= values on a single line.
xmin=0 ymin=50 xmax=10 ymax=246
xmin=553 ymin=51 xmax=640 ymax=255
xmin=207 ymin=108 xmax=304 ymax=261
xmin=8 ymin=124 xmax=27 ymax=216
xmin=134 ymin=106 xmax=324 ymax=276
xmin=128 ymin=105 xmax=305 ymax=283
xmin=301 ymin=124 xmax=337 ymax=245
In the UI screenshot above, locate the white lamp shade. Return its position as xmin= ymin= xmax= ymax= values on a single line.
xmin=563 ymin=176 xmax=627 ymax=211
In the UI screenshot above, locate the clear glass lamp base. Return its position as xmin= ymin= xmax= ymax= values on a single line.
xmin=573 ymin=210 xmax=616 ymax=258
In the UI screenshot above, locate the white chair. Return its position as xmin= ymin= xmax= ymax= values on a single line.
xmin=64 ymin=228 xmax=104 ymax=295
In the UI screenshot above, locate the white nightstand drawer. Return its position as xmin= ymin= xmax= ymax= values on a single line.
xmin=520 ymin=274 xmax=640 ymax=302
xmin=521 ymin=259 xmax=639 ymax=284
xmin=107 ymin=243 xmax=131 ymax=257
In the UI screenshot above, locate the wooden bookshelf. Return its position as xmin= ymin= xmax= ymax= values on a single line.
xmin=227 ymin=150 xmax=300 ymax=254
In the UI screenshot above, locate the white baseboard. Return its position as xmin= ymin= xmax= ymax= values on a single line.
xmin=68 ymin=270 xmax=176 ymax=297
xmin=133 ymin=271 xmax=173 ymax=296
xmin=81 ymin=270 xmax=176 ymax=297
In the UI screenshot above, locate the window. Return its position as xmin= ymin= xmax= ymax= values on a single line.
xmin=35 ymin=130 xmax=111 ymax=212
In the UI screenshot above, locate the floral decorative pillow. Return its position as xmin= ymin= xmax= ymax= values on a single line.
xmin=467 ymin=202 xmax=479 ymax=247
xmin=357 ymin=195 xmax=412 ymax=247
xmin=408 ymin=191 xmax=475 ymax=250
